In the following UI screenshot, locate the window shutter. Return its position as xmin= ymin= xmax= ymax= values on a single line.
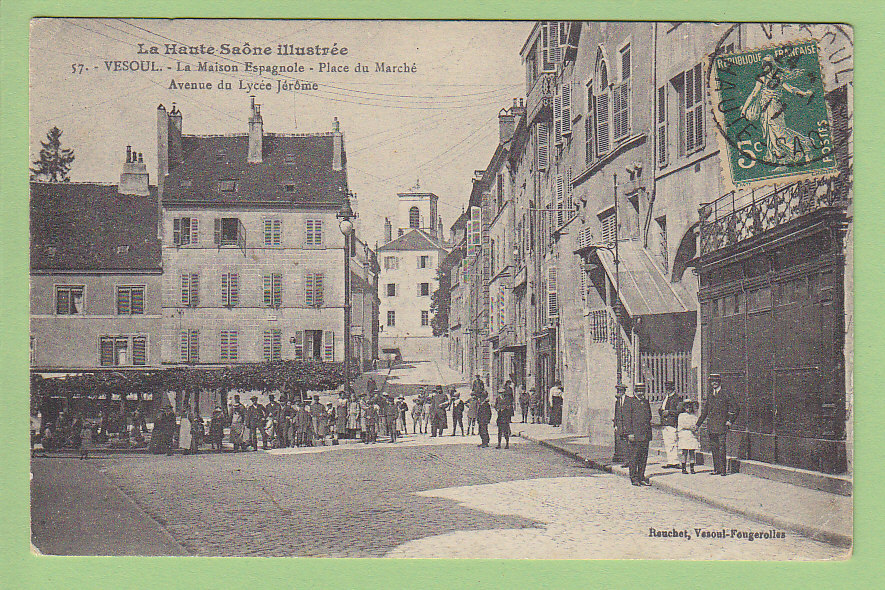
xmin=220 ymin=330 xmax=229 ymax=360
xmin=613 ymin=83 xmax=629 ymax=141
xmin=547 ymin=265 xmax=558 ymax=319
xmin=221 ymin=274 xmax=229 ymax=306
xmin=214 ymin=218 xmax=221 ymax=246
xmin=272 ymin=329 xmax=282 ymax=361
xmin=263 ymin=330 xmax=272 ymax=361
xmin=596 ymin=91 xmax=610 ymax=155
xmin=323 ymin=331 xmax=335 ymax=362
xmin=56 ymin=289 xmax=70 ymax=315
xmin=562 ymin=82 xmax=571 ymax=135
xmin=273 ymin=273 xmax=282 ymax=308
xmin=657 ymin=85 xmax=668 ymax=166
xmin=550 ymin=20 xmax=561 ymax=64
xmin=180 ymin=275 xmax=190 ymax=306
xmin=173 ymin=218 xmax=181 ymax=246
xmin=586 ymin=87 xmax=594 ymax=163
xmin=100 ymin=337 xmax=114 ymax=366
xmin=293 ymin=330 xmax=304 ymax=361
xmin=692 ymin=63 xmax=704 ymax=150
xmin=180 ymin=330 xmax=188 ymax=362
xmin=117 ymin=287 xmax=130 ymax=315
xmin=229 ymin=330 xmax=238 ymax=361
xmin=315 ymin=273 xmax=324 ymax=307
xmin=566 ymin=168 xmax=574 ymax=220
xmin=131 ymin=287 xmax=144 ymax=314
xmin=230 ymin=274 xmax=238 ymax=306
xmin=191 ymin=218 xmax=199 ymax=244
xmin=263 ymin=274 xmax=272 ymax=307
xmin=273 ymin=220 xmax=281 ymax=246
xmin=132 ymin=336 xmax=146 ymax=366
xmin=190 ymin=330 xmax=199 ymax=362
xmin=315 ymin=220 xmax=322 ymax=245
xmin=554 ymin=87 xmax=563 ymax=145
xmin=537 ymin=122 xmax=549 ymax=171
xmin=190 ymin=274 xmax=199 ymax=306
xmin=264 ymin=219 xmax=272 ymax=246
xmin=556 ymin=175 xmax=564 ymax=227
xmin=305 ymin=273 xmax=314 ymax=307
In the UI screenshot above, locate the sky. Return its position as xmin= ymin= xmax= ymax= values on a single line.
xmin=29 ymin=19 xmax=532 ymax=247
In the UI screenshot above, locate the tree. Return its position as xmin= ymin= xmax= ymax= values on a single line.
xmin=30 ymin=126 xmax=75 ymax=182
xmin=430 ymin=266 xmax=452 ymax=337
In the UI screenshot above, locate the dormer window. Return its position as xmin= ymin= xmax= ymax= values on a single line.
xmin=180 ymin=180 xmax=193 ymax=188
xmin=218 ymin=180 xmax=237 ymax=193
xmin=215 ymin=152 xmax=226 ymax=163
xmin=284 ymin=184 xmax=296 ymax=193
xmin=284 ymin=153 xmax=297 ymax=165
xmin=116 ymin=245 xmax=130 ymax=254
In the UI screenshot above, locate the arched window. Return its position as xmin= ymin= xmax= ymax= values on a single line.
xmin=409 ymin=206 xmax=420 ymax=229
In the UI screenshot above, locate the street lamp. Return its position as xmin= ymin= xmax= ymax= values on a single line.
xmin=337 ymin=193 xmax=356 ymax=395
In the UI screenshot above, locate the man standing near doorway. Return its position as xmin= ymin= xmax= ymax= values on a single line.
xmin=695 ymin=373 xmax=740 ymax=476
xmin=613 ymin=384 xmax=630 ymax=467
xmin=623 ymin=382 xmax=652 ymax=486
xmin=658 ymin=380 xmax=681 ymax=469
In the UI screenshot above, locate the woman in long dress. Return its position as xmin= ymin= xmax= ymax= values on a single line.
xmin=347 ymin=393 xmax=361 ymax=438
xmin=229 ymin=402 xmax=246 ymax=451
xmin=740 ymin=55 xmax=815 ymax=170
xmin=179 ymin=407 xmax=192 ymax=454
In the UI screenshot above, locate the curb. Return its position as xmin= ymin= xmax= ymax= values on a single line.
xmin=517 ymin=431 xmax=851 ymax=549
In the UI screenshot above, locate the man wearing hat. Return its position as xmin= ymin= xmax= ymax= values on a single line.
xmin=696 ymin=373 xmax=740 ymax=476
xmin=476 ymin=391 xmax=492 ymax=448
xmin=612 ymin=384 xmax=629 ymax=467
xmin=622 ymin=382 xmax=652 ymax=486
xmin=658 ymin=380 xmax=681 ymax=468
xmin=245 ymin=395 xmax=265 ymax=451
xmin=450 ymin=392 xmax=465 ymax=436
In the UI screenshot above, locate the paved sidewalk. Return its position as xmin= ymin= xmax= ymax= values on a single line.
xmin=514 ymin=423 xmax=852 ymax=548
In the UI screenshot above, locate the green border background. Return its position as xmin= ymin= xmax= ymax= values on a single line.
xmin=1 ymin=1 xmax=881 ymax=587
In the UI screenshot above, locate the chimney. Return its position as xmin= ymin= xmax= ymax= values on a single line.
xmin=512 ymin=97 xmax=526 ymax=117
xmin=498 ymin=106 xmax=516 ymax=143
xmin=332 ymin=117 xmax=343 ymax=171
xmin=168 ymin=103 xmax=183 ymax=167
xmin=384 ymin=217 xmax=392 ymax=243
xmin=157 ymin=104 xmax=168 ymax=195
xmin=119 ymin=146 xmax=150 ymax=196
xmin=248 ymin=96 xmax=263 ymax=163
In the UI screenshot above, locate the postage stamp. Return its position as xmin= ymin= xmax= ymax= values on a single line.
xmin=709 ymin=39 xmax=839 ymax=189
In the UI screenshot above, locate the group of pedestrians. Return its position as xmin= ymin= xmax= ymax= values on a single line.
xmin=616 ymin=374 xmax=740 ymax=487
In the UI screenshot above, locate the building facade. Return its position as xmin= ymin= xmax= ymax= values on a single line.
xmin=30 ymin=149 xmax=163 ymax=378
xmin=445 ymin=21 xmax=852 ymax=475
xmin=157 ymin=100 xmax=378 ymax=381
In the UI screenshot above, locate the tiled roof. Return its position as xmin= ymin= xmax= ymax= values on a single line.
xmin=377 ymin=229 xmax=448 ymax=252
xmin=30 ymin=182 xmax=161 ymax=271
xmin=163 ymin=133 xmax=347 ymax=207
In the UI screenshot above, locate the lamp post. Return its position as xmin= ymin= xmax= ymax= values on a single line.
xmin=338 ymin=193 xmax=356 ymax=394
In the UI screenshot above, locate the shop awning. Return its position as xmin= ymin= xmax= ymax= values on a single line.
xmin=594 ymin=241 xmax=697 ymax=317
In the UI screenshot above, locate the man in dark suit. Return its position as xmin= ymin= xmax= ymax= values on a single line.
xmin=245 ymin=396 xmax=265 ymax=451
xmin=622 ymin=382 xmax=652 ymax=486
xmin=695 ymin=373 xmax=740 ymax=476
xmin=612 ymin=384 xmax=629 ymax=466
xmin=476 ymin=392 xmax=492 ymax=448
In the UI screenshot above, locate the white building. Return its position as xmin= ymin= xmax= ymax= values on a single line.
xmin=378 ymin=191 xmax=449 ymax=360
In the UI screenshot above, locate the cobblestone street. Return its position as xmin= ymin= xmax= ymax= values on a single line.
xmin=32 ymin=432 xmax=844 ymax=559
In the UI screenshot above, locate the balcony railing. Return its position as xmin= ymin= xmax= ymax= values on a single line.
xmin=699 ymin=175 xmax=849 ymax=256
xmin=526 ymin=72 xmax=554 ymax=124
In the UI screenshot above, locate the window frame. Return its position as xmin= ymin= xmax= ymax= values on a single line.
xmin=263 ymin=273 xmax=283 ymax=308
xmin=305 ymin=218 xmax=324 ymax=247
xmin=116 ymin=285 xmax=145 ymax=315
xmin=386 ymin=310 xmax=396 ymax=327
xmin=55 ymin=284 xmax=85 ymax=315
xmin=263 ymin=218 xmax=282 ymax=247
xmin=219 ymin=329 xmax=238 ymax=361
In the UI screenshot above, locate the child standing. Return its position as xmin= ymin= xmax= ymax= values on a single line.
xmin=677 ymin=399 xmax=700 ymax=474
xmin=209 ymin=407 xmax=225 ymax=451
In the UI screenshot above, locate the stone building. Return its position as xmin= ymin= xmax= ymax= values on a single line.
xmin=377 ymin=195 xmax=449 ymax=360
xmin=30 ymin=148 xmax=163 ymax=377
xmin=156 ymin=100 xmax=378 ymax=391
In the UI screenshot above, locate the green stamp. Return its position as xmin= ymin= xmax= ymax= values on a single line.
xmin=710 ymin=40 xmax=838 ymax=188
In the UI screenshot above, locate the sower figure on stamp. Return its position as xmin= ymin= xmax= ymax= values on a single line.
xmin=695 ymin=373 xmax=740 ymax=476
xmin=658 ymin=380 xmax=681 ymax=468
xmin=623 ymin=382 xmax=652 ymax=486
